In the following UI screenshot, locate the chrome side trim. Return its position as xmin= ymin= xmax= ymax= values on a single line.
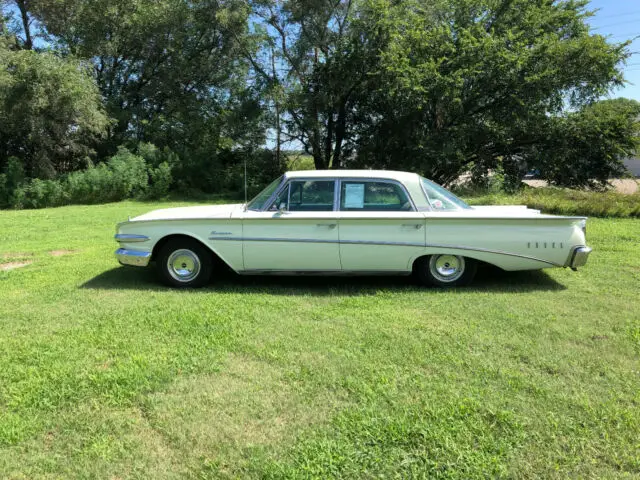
xmin=115 ymin=248 xmax=152 ymax=267
xmin=115 ymin=234 xmax=150 ymax=243
xmin=207 ymin=236 xmax=561 ymax=266
xmin=424 ymin=243 xmax=562 ymax=267
xmin=238 ymin=269 xmax=411 ymax=276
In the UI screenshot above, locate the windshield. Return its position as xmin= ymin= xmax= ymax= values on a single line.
xmin=420 ymin=177 xmax=471 ymax=210
xmin=246 ymin=176 xmax=284 ymax=211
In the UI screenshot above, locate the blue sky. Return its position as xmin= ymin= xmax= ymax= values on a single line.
xmin=586 ymin=0 xmax=640 ymax=100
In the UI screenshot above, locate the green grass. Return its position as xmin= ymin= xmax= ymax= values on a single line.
xmin=0 ymin=200 xmax=639 ymax=478
xmin=462 ymin=186 xmax=640 ymax=218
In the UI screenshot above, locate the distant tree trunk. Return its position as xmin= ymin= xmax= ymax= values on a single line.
xmin=16 ymin=0 xmax=33 ymax=50
xmin=331 ymin=101 xmax=347 ymax=169
xmin=271 ymin=47 xmax=281 ymax=168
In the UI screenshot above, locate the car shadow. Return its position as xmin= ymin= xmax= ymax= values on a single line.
xmin=81 ymin=264 xmax=567 ymax=295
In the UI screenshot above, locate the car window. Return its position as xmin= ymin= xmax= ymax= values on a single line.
xmin=339 ymin=181 xmax=412 ymax=211
xmin=247 ymin=175 xmax=283 ymax=211
xmin=269 ymin=180 xmax=336 ymax=212
xmin=420 ymin=178 xmax=471 ymax=210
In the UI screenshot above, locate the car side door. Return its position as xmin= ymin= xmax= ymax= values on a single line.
xmin=337 ymin=179 xmax=426 ymax=272
xmin=241 ymin=179 xmax=342 ymax=272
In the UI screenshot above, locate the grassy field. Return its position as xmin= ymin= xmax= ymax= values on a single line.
xmin=0 ymin=200 xmax=639 ymax=478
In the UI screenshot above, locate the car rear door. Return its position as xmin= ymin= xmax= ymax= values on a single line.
xmin=337 ymin=179 xmax=426 ymax=272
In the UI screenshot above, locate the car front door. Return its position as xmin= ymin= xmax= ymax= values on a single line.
xmin=241 ymin=179 xmax=341 ymax=272
xmin=337 ymin=180 xmax=426 ymax=272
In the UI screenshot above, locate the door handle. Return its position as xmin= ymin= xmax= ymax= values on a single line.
xmin=317 ymin=223 xmax=337 ymax=229
xmin=402 ymin=224 xmax=423 ymax=230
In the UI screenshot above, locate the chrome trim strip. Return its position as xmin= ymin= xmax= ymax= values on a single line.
xmin=238 ymin=269 xmax=411 ymax=276
xmin=424 ymin=243 xmax=562 ymax=266
xmin=208 ymin=236 xmax=563 ymax=266
xmin=115 ymin=248 xmax=152 ymax=267
xmin=114 ymin=234 xmax=150 ymax=243
xmin=263 ymin=176 xmax=418 ymax=212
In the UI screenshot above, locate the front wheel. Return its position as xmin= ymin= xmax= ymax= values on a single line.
xmin=415 ymin=255 xmax=477 ymax=287
xmin=156 ymin=238 xmax=213 ymax=288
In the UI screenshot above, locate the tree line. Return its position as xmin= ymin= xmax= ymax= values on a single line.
xmin=1 ymin=0 xmax=639 ymax=207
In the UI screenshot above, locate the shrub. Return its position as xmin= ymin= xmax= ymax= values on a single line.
xmin=0 ymin=157 xmax=26 ymax=207
xmin=66 ymin=147 xmax=148 ymax=204
xmin=464 ymin=186 xmax=640 ymax=218
xmin=146 ymin=161 xmax=173 ymax=199
xmin=12 ymin=178 xmax=68 ymax=209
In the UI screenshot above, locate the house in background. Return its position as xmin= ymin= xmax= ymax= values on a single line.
xmin=623 ymin=157 xmax=640 ymax=177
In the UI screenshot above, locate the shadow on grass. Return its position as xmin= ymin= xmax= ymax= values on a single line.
xmin=81 ymin=264 xmax=567 ymax=295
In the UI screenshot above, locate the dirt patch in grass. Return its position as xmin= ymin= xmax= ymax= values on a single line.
xmin=0 ymin=261 xmax=32 ymax=271
xmin=49 ymin=249 xmax=77 ymax=257
xmin=1 ymin=252 xmax=34 ymax=260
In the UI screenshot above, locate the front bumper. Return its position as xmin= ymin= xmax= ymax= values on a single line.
xmin=115 ymin=248 xmax=152 ymax=267
xmin=569 ymin=246 xmax=592 ymax=269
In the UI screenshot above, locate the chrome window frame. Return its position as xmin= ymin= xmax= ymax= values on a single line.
xmin=261 ymin=176 xmax=418 ymax=213
xmin=336 ymin=178 xmax=417 ymax=212
xmin=419 ymin=178 xmax=470 ymax=211
xmin=248 ymin=175 xmax=287 ymax=212
xmin=264 ymin=178 xmax=339 ymax=212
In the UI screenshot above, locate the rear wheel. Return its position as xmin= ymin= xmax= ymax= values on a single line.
xmin=156 ymin=238 xmax=212 ymax=288
xmin=415 ymin=254 xmax=477 ymax=287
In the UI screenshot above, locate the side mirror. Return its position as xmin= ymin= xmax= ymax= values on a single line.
xmin=278 ymin=202 xmax=288 ymax=213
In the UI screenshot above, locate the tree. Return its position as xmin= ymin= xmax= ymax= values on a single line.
xmin=347 ymin=0 xmax=631 ymax=186
xmin=249 ymin=0 xmax=384 ymax=170
xmin=252 ymin=0 xmax=630 ymax=183
xmin=533 ymin=98 xmax=640 ymax=189
xmin=0 ymin=42 xmax=109 ymax=177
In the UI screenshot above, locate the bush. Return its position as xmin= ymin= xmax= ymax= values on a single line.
xmin=12 ymin=178 xmax=68 ymax=209
xmin=1 ymin=146 xmax=171 ymax=209
xmin=146 ymin=162 xmax=173 ymax=199
xmin=66 ymin=147 xmax=148 ymax=204
xmin=0 ymin=157 xmax=26 ymax=207
xmin=464 ymin=186 xmax=640 ymax=218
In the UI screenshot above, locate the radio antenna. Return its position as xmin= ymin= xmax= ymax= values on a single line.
xmin=244 ymin=158 xmax=248 ymax=207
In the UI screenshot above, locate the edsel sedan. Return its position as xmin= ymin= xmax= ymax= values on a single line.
xmin=114 ymin=170 xmax=592 ymax=287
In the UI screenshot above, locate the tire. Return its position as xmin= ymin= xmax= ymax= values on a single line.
xmin=156 ymin=238 xmax=213 ymax=288
xmin=415 ymin=254 xmax=477 ymax=287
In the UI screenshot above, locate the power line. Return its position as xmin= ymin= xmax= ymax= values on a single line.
xmin=589 ymin=9 xmax=640 ymax=21
xmin=592 ymin=18 xmax=640 ymax=30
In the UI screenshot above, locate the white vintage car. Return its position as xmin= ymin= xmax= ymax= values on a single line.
xmin=114 ymin=170 xmax=591 ymax=287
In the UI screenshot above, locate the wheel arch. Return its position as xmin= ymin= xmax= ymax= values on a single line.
xmin=410 ymin=251 xmax=495 ymax=273
xmin=151 ymin=234 xmax=235 ymax=272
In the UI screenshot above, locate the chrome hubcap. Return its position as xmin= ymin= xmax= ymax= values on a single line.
xmin=167 ymin=249 xmax=201 ymax=282
xmin=429 ymin=255 xmax=465 ymax=283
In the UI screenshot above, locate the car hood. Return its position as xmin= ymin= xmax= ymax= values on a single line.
xmin=131 ymin=203 xmax=244 ymax=222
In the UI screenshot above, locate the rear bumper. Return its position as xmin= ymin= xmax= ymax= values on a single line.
xmin=569 ymin=246 xmax=592 ymax=269
xmin=115 ymin=248 xmax=152 ymax=267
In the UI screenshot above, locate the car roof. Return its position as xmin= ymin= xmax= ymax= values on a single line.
xmin=285 ymin=170 xmax=420 ymax=182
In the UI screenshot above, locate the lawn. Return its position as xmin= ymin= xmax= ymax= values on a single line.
xmin=0 ymin=200 xmax=639 ymax=479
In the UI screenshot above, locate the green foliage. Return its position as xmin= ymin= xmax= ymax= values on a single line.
xmin=533 ymin=98 xmax=640 ymax=189
xmin=65 ymin=148 xmax=148 ymax=205
xmin=347 ymin=0 xmax=630 ymax=185
xmin=0 ymin=157 xmax=25 ymax=207
xmin=1 ymin=146 xmax=177 ymax=209
xmin=0 ymin=44 xmax=109 ymax=177
xmin=463 ymin=186 xmax=640 ymax=218
xmin=147 ymin=162 xmax=173 ymax=200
